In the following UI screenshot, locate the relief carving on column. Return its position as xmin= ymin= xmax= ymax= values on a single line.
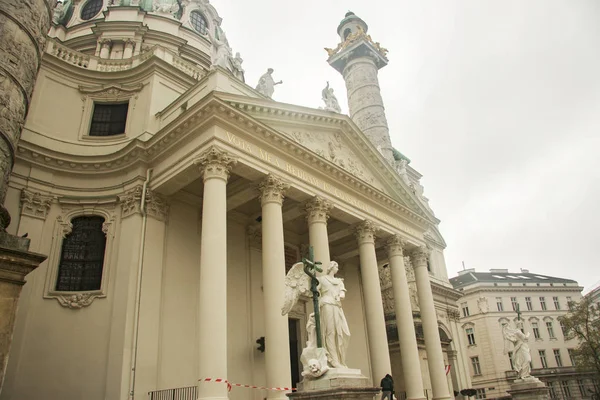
xmin=354 ymin=220 xmax=378 ymax=244
xmin=247 ymin=225 xmax=262 ymax=249
xmin=257 ymin=174 xmax=289 ymax=206
xmin=305 ymin=196 xmax=332 ymax=224
xmin=386 ymin=235 xmax=406 ymax=258
xmin=193 ymin=146 xmax=237 ymax=182
xmin=20 ymin=189 xmax=53 ymax=220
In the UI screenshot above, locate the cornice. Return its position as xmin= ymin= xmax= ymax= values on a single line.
xmin=458 ymin=286 xmax=585 ymax=296
xmin=16 ymin=94 xmax=430 ymax=228
xmin=431 ymin=281 xmax=462 ymax=301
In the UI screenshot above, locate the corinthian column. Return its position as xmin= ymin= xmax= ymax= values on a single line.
xmin=305 ymin=196 xmax=332 ymax=267
xmin=411 ymin=246 xmax=451 ymax=400
xmin=194 ymin=147 xmax=236 ymax=400
xmin=355 ymin=220 xmax=391 ymax=383
xmin=386 ymin=236 xmax=425 ymax=400
xmin=258 ymin=174 xmax=292 ymax=400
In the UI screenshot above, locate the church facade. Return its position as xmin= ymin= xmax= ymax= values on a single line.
xmin=1 ymin=2 xmax=472 ymax=400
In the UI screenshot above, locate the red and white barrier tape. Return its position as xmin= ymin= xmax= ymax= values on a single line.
xmin=200 ymin=378 xmax=295 ymax=392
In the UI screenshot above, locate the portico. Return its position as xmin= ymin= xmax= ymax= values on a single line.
xmin=144 ymin=82 xmax=453 ymax=400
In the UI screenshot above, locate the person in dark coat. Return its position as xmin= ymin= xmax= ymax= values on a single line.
xmin=380 ymin=374 xmax=394 ymax=400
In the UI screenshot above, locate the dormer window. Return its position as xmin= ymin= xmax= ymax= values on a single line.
xmin=89 ymin=102 xmax=128 ymax=136
xmin=81 ymin=0 xmax=103 ymax=21
xmin=190 ymin=11 xmax=208 ymax=35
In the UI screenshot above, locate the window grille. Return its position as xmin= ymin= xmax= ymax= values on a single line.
xmin=56 ymin=216 xmax=106 ymax=291
xmin=81 ymin=0 xmax=103 ymax=20
xmin=190 ymin=11 xmax=208 ymax=34
xmin=553 ymin=349 xmax=562 ymax=367
xmin=89 ymin=103 xmax=128 ymax=136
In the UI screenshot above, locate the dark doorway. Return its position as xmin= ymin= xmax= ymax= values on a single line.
xmin=289 ymin=318 xmax=301 ymax=388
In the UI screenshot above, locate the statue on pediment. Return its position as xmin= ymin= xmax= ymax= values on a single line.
xmin=256 ymin=68 xmax=282 ymax=99
xmin=322 ymin=81 xmax=341 ymax=113
xmin=208 ymin=24 xmax=232 ymax=70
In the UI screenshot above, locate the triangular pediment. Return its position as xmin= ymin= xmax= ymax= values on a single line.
xmin=215 ymin=92 xmax=437 ymax=223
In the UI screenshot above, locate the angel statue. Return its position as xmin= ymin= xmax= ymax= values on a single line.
xmin=503 ymin=321 xmax=533 ymax=380
xmin=321 ymin=82 xmax=341 ymax=113
xmin=282 ymin=258 xmax=350 ymax=379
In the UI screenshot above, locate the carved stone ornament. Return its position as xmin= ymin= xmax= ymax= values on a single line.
xmin=477 ymin=296 xmax=489 ymax=314
xmin=386 ymin=235 xmax=406 ymax=257
xmin=57 ymin=215 xmax=73 ymax=238
xmin=354 ymin=220 xmax=378 ymax=244
xmin=410 ymin=245 xmax=431 ymax=268
xmin=194 ymin=146 xmax=237 ymax=182
xmin=20 ymin=189 xmax=53 ymax=220
xmin=447 ymin=308 xmax=461 ymax=321
xmin=78 ymin=83 xmax=145 ymax=101
xmin=247 ymin=225 xmax=262 ymax=249
xmin=56 ymin=292 xmax=99 ymax=309
xmin=305 ymin=196 xmax=332 ymax=224
xmin=258 ymin=174 xmax=289 ymax=206
xmin=118 ymin=186 xmax=168 ymax=221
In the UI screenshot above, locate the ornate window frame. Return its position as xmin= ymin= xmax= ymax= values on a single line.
xmin=43 ymin=204 xmax=117 ymax=309
xmin=77 ymin=83 xmax=144 ymax=141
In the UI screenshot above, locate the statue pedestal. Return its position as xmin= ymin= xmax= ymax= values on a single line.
xmin=507 ymin=377 xmax=549 ymax=400
xmin=289 ymin=368 xmax=379 ymax=400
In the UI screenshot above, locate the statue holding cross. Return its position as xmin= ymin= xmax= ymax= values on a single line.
xmin=282 ymin=247 xmax=351 ymax=379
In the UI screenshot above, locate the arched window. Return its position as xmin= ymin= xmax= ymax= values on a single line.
xmin=343 ymin=28 xmax=352 ymax=40
xmin=80 ymin=0 xmax=103 ymax=21
xmin=190 ymin=11 xmax=208 ymax=35
xmin=55 ymin=216 xmax=107 ymax=291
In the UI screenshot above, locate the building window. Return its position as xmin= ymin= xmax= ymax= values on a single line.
xmin=532 ymin=322 xmax=541 ymax=339
xmin=553 ymin=349 xmax=562 ymax=367
xmin=461 ymin=302 xmax=470 ymax=317
xmin=511 ymin=297 xmax=519 ymax=311
xmin=568 ymin=349 xmax=576 ymax=366
xmin=81 ymin=0 xmax=103 ymax=20
xmin=508 ymin=351 xmax=514 ymax=370
xmin=475 ymin=389 xmax=486 ymax=399
xmin=190 ymin=11 xmax=208 ymax=35
xmin=539 ymin=350 xmax=548 ymax=368
xmin=577 ymin=380 xmax=586 ymax=397
xmin=560 ymin=381 xmax=571 ymax=398
xmin=55 ymin=216 xmax=107 ymax=292
xmin=548 ymin=382 xmax=558 ymax=399
xmin=546 ymin=321 xmax=556 ymax=339
xmin=466 ymin=327 xmax=476 ymax=345
xmin=540 ymin=297 xmax=547 ymax=310
xmin=89 ymin=103 xmax=128 ymax=136
xmin=496 ymin=297 xmax=504 ymax=311
xmin=525 ymin=297 xmax=533 ymax=310
xmin=553 ymin=296 xmax=561 ymax=310
xmin=471 ymin=356 xmax=482 ymax=375
xmin=559 ymin=321 xmax=567 ymax=337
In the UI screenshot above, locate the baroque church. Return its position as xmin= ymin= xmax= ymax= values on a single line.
xmin=1 ymin=1 xmax=473 ymax=399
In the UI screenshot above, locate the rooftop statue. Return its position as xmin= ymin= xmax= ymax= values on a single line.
xmin=255 ymin=68 xmax=282 ymax=99
xmin=321 ymin=82 xmax=341 ymax=113
xmin=52 ymin=0 xmax=73 ymax=26
xmin=208 ymin=24 xmax=232 ymax=71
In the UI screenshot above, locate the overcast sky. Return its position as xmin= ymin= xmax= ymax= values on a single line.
xmin=216 ymin=0 xmax=600 ymax=293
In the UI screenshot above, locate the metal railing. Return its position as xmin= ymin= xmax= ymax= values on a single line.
xmin=149 ymin=386 xmax=197 ymax=400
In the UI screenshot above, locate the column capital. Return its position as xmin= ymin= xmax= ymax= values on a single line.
xmin=258 ymin=174 xmax=289 ymax=206
xmin=194 ymin=146 xmax=237 ymax=182
xmin=386 ymin=235 xmax=406 ymax=257
xmin=354 ymin=220 xmax=378 ymax=244
xmin=99 ymin=38 xmax=112 ymax=46
xmin=410 ymin=245 xmax=431 ymax=268
xmin=305 ymin=196 xmax=332 ymax=225
xmin=20 ymin=189 xmax=53 ymax=220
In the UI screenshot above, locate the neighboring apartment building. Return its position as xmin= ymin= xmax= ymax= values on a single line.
xmin=450 ymin=269 xmax=598 ymax=400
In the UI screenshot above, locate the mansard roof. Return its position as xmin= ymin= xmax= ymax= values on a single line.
xmin=450 ymin=270 xmax=578 ymax=289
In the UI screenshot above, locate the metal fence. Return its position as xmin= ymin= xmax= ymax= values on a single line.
xmin=148 ymin=386 xmax=197 ymax=400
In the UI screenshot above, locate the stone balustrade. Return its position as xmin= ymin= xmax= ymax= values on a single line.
xmin=45 ymin=39 xmax=206 ymax=81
